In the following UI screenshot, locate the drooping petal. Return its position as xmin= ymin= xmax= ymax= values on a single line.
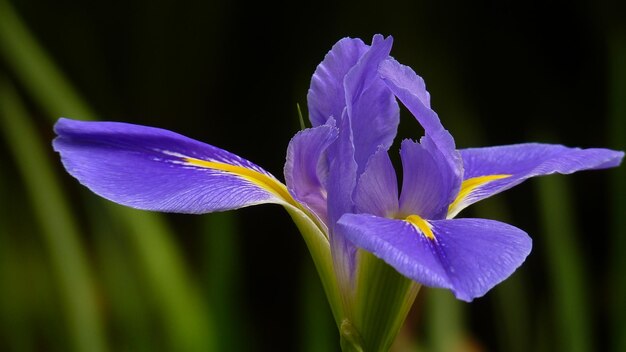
xmin=354 ymin=147 xmax=399 ymax=218
xmin=308 ymin=37 xmax=369 ymax=127
xmin=337 ymin=213 xmax=532 ymax=302
xmin=448 ymin=143 xmax=625 ymax=217
xmin=284 ymin=123 xmax=338 ymax=224
xmin=53 ymin=118 xmax=294 ymax=213
xmin=379 ymin=58 xmax=462 ymax=182
xmin=399 ymin=138 xmax=461 ymax=220
xmin=343 ymin=35 xmax=399 ymax=174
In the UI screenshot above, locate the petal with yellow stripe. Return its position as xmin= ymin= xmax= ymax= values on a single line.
xmin=53 ymin=118 xmax=294 ymax=213
xmin=337 ymin=213 xmax=532 ymax=301
xmin=450 ymin=143 xmax=624 ymax=217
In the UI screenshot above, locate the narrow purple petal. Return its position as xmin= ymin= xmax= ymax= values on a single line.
xmin=53 ymin=118 xmax=289 ymax=213
xmin=308 ymin=37 xmax=368 ymax=127
xmin=326 ymin=113 xmax=359 ymax=285
xmin=338 ymin=214 xmax=532 ymax=301
xmin=354 ymin=147 xmax=399 ymax=217
xmin=344 ymin=35 xmax=400 ymax=175
xmin=379 ymin=58 xmax=462 ymax=182
xmin=399 ymin=138 xmax=462 ymax=220
xmin=284 ymin=123 xmax=338 ymax=224
xmin=327 ymin=112 xmax=358 ymax=226
xmin=451 ymin=143 xmax=625 ymax=216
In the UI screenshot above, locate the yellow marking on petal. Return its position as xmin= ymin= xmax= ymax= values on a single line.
xmin=447 ymin=174 xmax=511 ymax=217
xmin=405 ymin=214 xmax=435 ymax=240
xmin=184 ymin=157 xmax=297 ymax=207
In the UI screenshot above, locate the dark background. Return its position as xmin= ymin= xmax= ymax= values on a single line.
xmin=0 ymin=0 xmax=625 ymax=351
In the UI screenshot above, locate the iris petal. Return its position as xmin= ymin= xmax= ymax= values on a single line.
xmin=354 ymin=147 xmax=399 ymax=217
xmin=379 ymin=58 xmax=462 ymax=183
xmin=53 ymin=118 xmax=292 ymax=213
xmin=308 ymin=37 xmax=369 ymax=127
xmin=343 ymin=35 xmax=399 ymax=174
xmin=308 ymin=35 xmax=399 ymax=176
xmin=284 ymin=123 xmax=338 ymax=224
xmin=449 ymin=143 xmax=625 ymax=217
xmin=399 ymin=138 xmax=461 ymax=220
xmin=327 ymin=113 xmax=359 ymax=288
xmin=337 ymin=213 xmax=532 ymax=301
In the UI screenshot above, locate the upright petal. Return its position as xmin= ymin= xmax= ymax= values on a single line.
xmin=448 ymin=143 xmax=625 ymax=217
xmin=399 ymin=138 xmax=461 ymax=220
xmin=344 ymin=35 xmax=400 ymax=175
xmin=284 ymin=123 xmax=338 ymax=224
xmin=337 ymin=214 xmax=532 ymax=302
xmin=379 ymin=58 xmax=462 ymax=182
xmin=327 ymin=113 xmax=359 ymax=290
xmin=308 ymin=37 xmax=369 ymax=127
xmin=327 ymin=113 xmax=359 ymax=226
xmin=53 ymin=118 xmax=293 ymax=213
xmin=354 ymin=147 xmax=399 ymax=218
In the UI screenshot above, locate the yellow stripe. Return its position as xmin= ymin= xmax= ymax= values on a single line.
xmin=184 ymin=157 xmax=297 ymax=207
xmin=405 ymin=214 xmax=435 ymax=240
xmin=448 ymin=174 xmax=510 ymax=216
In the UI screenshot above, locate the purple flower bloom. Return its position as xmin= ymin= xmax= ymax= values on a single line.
xmin=53 ymin=34 xmax=623 ymax=347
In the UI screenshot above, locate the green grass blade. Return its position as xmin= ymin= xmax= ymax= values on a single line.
xmin=91 ymin=205 xmax=156 ymax=352
xmin=0 ymin=175 xmax=35 ymax=352
xmin=423 ymin=290 xmax=464 ymax=352
xmin=0 ymin=0 xmax=94 ymax=120
xmin=0 ymin=79 xmax=108 ymax=352
xmin=202 ymin=212 xmax=250 ymax=352
xmin=0 ymin=2 xmax=217 ymax=349
xmin=300 ymin=257 xmax=337 ymax=352
xmin=535 ymin=176 xmax=591 ymax=352
xmin=114 ymin=206 xmax=216 ymax=351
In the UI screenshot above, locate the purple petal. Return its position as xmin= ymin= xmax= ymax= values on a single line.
xmin=308 ymin=37 xmax=369 ymax=127
xmin=53 ymin=118 xmax=290 ymax=213
xmin=379 ymin=58 xmax=462 ymax=182
xmin=326 ymin=113 xmax=359 ymax=284
xmin=450 ymin=143 xmax=625 ymax=217
xmin=399 ymin=138 xmax=461 ymax=220
xmin=338 ymin=214 xmax=532 ymax=301
xmin=284 ymin=123 xmax=338 ymax=224
xmin=344 ymin=35 xmax=400 ymax=175
xmin=354 ymin=147 xmax=399 ymax=217
xmin=327 ymin=111 xmax=358 ymax=226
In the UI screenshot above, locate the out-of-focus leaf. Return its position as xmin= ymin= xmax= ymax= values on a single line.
xmin=536 ymin=176 xmax=591 ymax=352
xmin=0 ymin=2 xmax=217 ymax=349
xmin=0 ymin=79 xmax=108 ymax=352
xmin=203 ymin=212 xmax=251 ymax=352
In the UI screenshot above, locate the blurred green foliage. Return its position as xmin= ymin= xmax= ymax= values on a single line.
xmin=0 ymin=0 xmax=624 ymax=351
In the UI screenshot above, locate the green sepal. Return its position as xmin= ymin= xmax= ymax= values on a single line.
xmin=351 ymin=250 xmax=421 ymax=351
xmin=285 ymin=206 xmax=344 ymax=325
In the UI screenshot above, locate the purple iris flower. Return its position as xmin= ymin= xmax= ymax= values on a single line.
xmin=54 ymin=34 xmax=623 ymax=324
